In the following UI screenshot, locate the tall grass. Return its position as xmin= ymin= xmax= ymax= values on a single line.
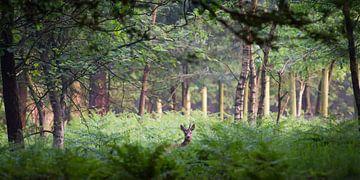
xmin=0 ymin=111 xmax=359 ymax=179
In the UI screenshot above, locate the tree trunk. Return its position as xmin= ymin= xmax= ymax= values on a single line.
xmin=320 ymin=68 xmax=329 ymax=117
xmin=258 ymin=23 xmax=276 ymax=117
xmin=170 ymin=85 xmax=178 ymax=111
xmin=201 ymin=86 xmax=207 ymax=117
xmin=0 ymin=0 xmax=24 ymax=146
xmin=138 ymin=5 xmax=157 ymax=116
xmin=18 ymin=71 xmax=28 ymax=128
xmin=328 ymin=60 xmax=336 ymax=86
xmin=41 ymin=48 xmax=64 ymax=148
xmin=182 ymin=62 xmax=189 ymax=109
xmin=185 ymin=88 xmax=191 ymax=115
xmin=343 ymin=0 xmax=360 ymax=128
xmin=218 ymin=82 xmax=224 ymax=120
xmin=297 ymin=80 xmax=306 ymax=117
xmin=289 ymin=73 xmax=297 ymax=118
xmin=315 ymin=61 xmax=335 ymax=116
xmin=156 ymin=98 xmax=162 ymax=115
xmin=264 ymin=75 xmax=270 ymax=116
xmin=89 ymin=68 xmax=109 ymax=116
xmin=304 ymin=83 xmax=313 ymax=116
xmin=244 ymin=79 xmax=249 ymax=118
xmin=248 ymin=47 xmax=257 ymax=124
xmin=235 ymin=0 xmax=258 ymax=121
xmin=234 ymin=42 xmax=250 ymax=121
xmin=138 ymin=64 xmax=150 ymax=116
xmin=315 ymin=79 xmax=322 ymax=115
xmin=257 ymin=45 xmax=269 ymax=117
xmin=276 ymin=72 xmax=283 ymax=124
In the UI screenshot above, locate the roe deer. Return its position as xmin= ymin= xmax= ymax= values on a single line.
xmin=180 ymin=123 xmax=195 ymax=147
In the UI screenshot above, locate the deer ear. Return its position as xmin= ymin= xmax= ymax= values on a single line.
xmin=180 ymin=125 xmax=185 ymax=131
xmin=191 ymin=124 xmax=195 ymax=130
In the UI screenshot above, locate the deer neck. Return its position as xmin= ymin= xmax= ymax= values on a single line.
xmin=181 ymin=138 xmax=191 ymax=146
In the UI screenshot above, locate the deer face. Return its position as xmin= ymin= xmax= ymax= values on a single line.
xmin=180 ymin=124 xmax=195 ymax=142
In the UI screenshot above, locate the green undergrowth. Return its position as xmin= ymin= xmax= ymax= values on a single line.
xmin=0 ymin=111 xmax=359 ymax=179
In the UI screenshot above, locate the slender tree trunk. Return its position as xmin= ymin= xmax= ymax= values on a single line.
xmin=248 ymin=47 xmax=257 ymax=124
xmin=297 ymin=80 xmax=306 ymax=117
xmin=304 ymin=83 xmax=313 ymax=116
xmin=290 ymin=73 xmax=297 ymax=118
xmin=235 ymin=42 xmax=250 ymax=121
xmin=315 ymin=79 xmax=322 ymax=115
xmin=89 ymin=68 xmax=108 ymax=115
xmin=235 ymin=0 xmax=257 ymax=121
xmin=328 ymin=60 xmax=336 ymax=86
xmin=138 ymin=5 xmax=157 ymax=116
xmin=276 ymin=72 xmax=283 ymax=124
xmin=320 ymin=68 xmax=329 ymax=117
xmin=264 ymin=76 xmax=270 ymax=116
xmin=18 ymin=71 xmax=28 ymax=128
xmin=219 ymin=82 xmax=224 ymax=120
xmin=315 ymin=61 xmax=335 ymax=116
xmin=244 ymin=79 xmax=249 ymax=118
xmin=41 ymin=48 xmax=64 ymax=148
xmin=185 ymin=88 xmax=191 ymax=115
xmin=106 ymin=65 xmax=111 ymax=113
xmin=182 ymin=62 xmax=189 ymax=109
xmin=170 ymin=85 xmax=178 ymax=111
xmin=258 ymin=23 xmax=276 ymax=117
xmin=138 ymin=64 xmax=150 ymax=116
xmin=0 ymin=0 xmax=24 ymax=146
xmin=201 ymin=86 xmax=207 ymax=117
xmin=257 ymin=46 xmax=268 ymax=117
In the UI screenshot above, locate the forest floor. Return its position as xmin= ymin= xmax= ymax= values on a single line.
xmin=0 ymin=112 xmax=359 ymax=179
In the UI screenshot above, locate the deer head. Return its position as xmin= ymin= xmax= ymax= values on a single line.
xmin=180 ymin=123 xmax=195 ymax=146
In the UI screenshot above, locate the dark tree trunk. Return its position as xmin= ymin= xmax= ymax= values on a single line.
xmin=89 ymin=68 xmax=109 ymax=116
xmin=138 ymin=64 xmax=150 ymax=116
xmin=18 ymin=71 xmax=28 ymax=128
xmin=41 ymin=48 xmax=64 ymax=148
xmin=138 ymin=6 xmax=157 ymax=116
xmin=328 ymin=60 xmax=336 ymax=86
xmin=234 ymin=42 xmax=250 ymax=121
xmin=304 ymin=83 xmax=313 ymax=116
xmin=258 ymin=24 xmax=276 ymax=117
xmin=315 ymin=79 xmax=322 ymax=115
xmin=258 ymin=46 xmax=269 ymax=117
xmin=343 ymin=0 xmax=360 ymax=130
xmin=276 ymin=72 xmax=283 ymax=124
xmin=0 ymin=0 xmax=24 ymax=146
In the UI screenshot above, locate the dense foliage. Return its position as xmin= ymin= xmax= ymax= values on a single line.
xmin=0 ymin=112 xmax=359 ymax=179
